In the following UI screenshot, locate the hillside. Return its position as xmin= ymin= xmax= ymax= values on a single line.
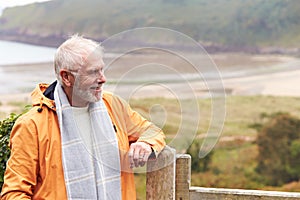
xmin=0 ymin=0 xmax=300 ymax=53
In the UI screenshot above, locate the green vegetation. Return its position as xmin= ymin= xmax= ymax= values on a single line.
xmin=129 ymin=95 xmax=300 ymax=198
xmin=0 ymin=105 xmax=30 ymax=187
xmin=2 ymin=95 xmax=300 ymax=196
xmin=186 ymin=139 xmax=213 ymax=173
xmin=256 ymin=113 xmax=300 ymax=186
xmin=1 ymin=0 xmax=300 ymax=48
xmin=0 ymin=113 xmax=21 ymax=187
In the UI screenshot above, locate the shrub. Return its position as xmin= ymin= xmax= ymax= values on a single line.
xmin=256 ymin=113 xmax=300 ymax=186
xmin=186 ymin=140 xmax=213 ymax=173
xmin=0 ymin=113 xmax=21 ymax=187
xmin=0 ymin=106 xmax=30 ymax=188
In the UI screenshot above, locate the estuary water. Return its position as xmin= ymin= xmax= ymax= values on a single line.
xmin=0 ymin=40 xmax=56 ymax=65
xmin=1 ymin=39 xmax=300 ymax=97
xmin=0 ymin=40 xmax=56 ymax=94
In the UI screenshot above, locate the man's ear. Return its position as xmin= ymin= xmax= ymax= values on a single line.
xmin=60 ymin=69 xmax=73 ymax=87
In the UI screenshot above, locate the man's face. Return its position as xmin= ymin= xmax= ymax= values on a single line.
xmin=72 ymin=52 xmax=106 ymax=106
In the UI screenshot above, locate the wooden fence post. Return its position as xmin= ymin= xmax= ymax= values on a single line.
xmin=146 ymin=146 xmax=176 ymax=200
xmin=175 ymin=154 xmax=191 ymax=200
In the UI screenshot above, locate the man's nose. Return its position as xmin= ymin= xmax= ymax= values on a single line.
xmin=97 ymin=73 xmax=106 ymax=83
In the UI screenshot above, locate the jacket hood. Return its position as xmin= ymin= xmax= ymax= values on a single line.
xmin=31 ymin=82 xmax=56 ymax=112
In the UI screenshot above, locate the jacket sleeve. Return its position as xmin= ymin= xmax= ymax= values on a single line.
xmin=1 ymin=116 xmax=39 ymax=199
xmin=115 ymin=95 xmax=166 ymax=154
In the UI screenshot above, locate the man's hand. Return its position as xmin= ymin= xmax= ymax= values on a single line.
xmin=128 ymin=142 xmax=152 ymax=168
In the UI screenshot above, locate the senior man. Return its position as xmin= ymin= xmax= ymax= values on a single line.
xmin=1 ymin=35 xmax=165 ymax=200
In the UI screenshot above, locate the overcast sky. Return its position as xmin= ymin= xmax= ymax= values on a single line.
xmin=0 ymin=0 xmax=51 ymax=8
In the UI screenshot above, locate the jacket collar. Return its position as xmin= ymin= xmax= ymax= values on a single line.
xmin=31 ymin=81 xmax=57 ymax=111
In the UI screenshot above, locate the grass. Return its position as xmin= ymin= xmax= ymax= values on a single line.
xmin=2 ymin=95 xmax=300 ymax=195
xmin=129 ymin=95 xmax=300 ymax=196
xmin=0 ymin=112 xmax=6 ymax=120
xmin=0 ymin=101 xmax=29 ymax=121
xmin=194 ymin=143 xmax=262 ymax=189
xmin=134 ymin=173 xmax=147 ymax=200
xmin=7 ymin=101 xmax=28 ymax=108
xmin=130 ymin=95 xmax=300 ymax=138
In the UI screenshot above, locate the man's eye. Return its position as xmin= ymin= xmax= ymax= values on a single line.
xmin=88 ymin=70 xmax=97 ymax=74
xmin=86 ymin=68 xmax=103 ymax=76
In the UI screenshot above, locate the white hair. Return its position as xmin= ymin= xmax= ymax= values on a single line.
xmin=54 ymin=34 xmax=104 ymax=84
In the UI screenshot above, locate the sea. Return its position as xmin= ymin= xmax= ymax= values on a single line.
xmin=1 ymin=39 xmax=300 ymax=97
xmin=0 ymin=40 xmax=57 ymax=94
xmin=0 ymin=40 xmax=56 ymax=65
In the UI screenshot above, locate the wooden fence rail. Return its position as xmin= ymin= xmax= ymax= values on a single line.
xmin=146 ymin=146 xmax=300 ymax=200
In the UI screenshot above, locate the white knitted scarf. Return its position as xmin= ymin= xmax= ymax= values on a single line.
xmin=54 ymin=83 xmax=121 ymax=200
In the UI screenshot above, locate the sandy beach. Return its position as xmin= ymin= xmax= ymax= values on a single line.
xmin=1 ymin=53 xmax=300 ymax=119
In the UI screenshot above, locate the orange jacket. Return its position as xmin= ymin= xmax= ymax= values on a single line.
xmin=1 ymin=83 xmax=165 ymax=200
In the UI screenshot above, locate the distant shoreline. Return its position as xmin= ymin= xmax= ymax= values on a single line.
xmin=0 ymin=33 xmax=300 ymax=55
xmin=0 ymin=33 xmax=65 ymax=48
xmin=1 ymin=52 xmax=300 ymax=120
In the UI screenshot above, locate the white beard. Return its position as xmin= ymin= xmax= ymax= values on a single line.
xmin=73 ymin=86 xmax=101 ymax=103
